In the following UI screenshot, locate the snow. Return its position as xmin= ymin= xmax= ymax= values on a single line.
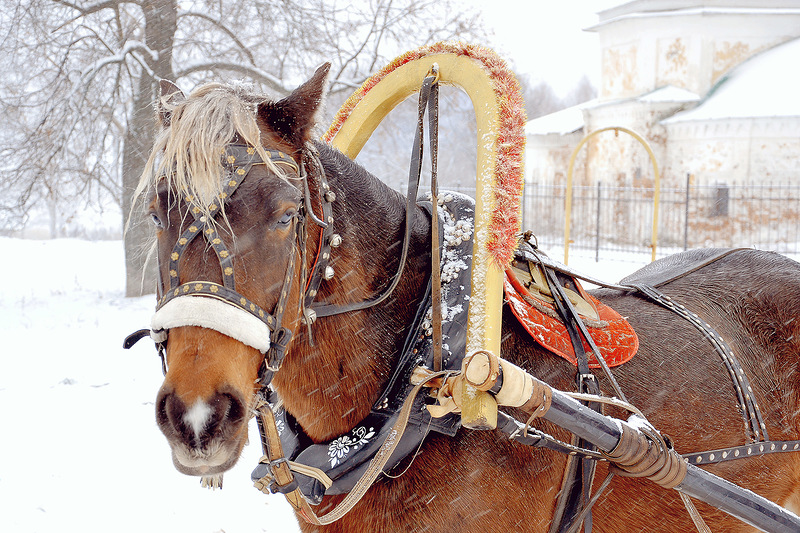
xmin=0 ymin=237 xmax=651 ymax=532
xmin=592 ymin=6 xmax=800 ymax=30
xmin=664 ymin=37 xmax=800 ymax=123
xmin=0 ymin=238 xmax=300 ymax=533
xmin=637 ymin=85 xmax=700 ymax=104
xmin=525 ymin=84 xmax=702 ymax=137
xmin=524 ymin=104 xmax=587 ymax=136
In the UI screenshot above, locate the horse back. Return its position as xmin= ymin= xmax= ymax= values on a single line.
xmin=494 ymin=248 xmax=800 ymax=531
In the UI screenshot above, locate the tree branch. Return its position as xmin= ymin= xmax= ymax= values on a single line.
xmin=178 ymin=10 xmax=256 ymax=66
xmin=175 ymin=61 xmax=289 ymax=95
xmin=51 ymin=0 xmax=138 ymax=16
xmin=78 ymin=40 xmax=157 ymax=88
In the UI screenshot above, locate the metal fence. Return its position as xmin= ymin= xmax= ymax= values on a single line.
xmin=446 ymin=178 xmax=800 ymax=263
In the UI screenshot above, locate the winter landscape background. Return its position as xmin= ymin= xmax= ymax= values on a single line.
xmin=0 ymin=238 xmax=301 ymax=533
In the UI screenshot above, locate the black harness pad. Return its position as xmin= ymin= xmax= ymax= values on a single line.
xmin=255 ymin=192 xmax=476 ymax=502
xmin=620 ymin=248 xmax=746 ymax=288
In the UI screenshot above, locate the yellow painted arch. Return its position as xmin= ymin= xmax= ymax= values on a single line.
xmin=564 ymin=126 xmax=661 ymax=264
xmin=326 ymin=47 xmax=525 ymax=429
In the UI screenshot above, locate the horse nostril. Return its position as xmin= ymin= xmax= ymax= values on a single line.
xmin=156 ymin=390 xmax=171 ymax=428
xmin=201 ymin=392 xmax=246 ymax=445
xmin=156 ymin=389 xmax=194 ymax=443
xmin=218 ymin=392 xmax=245 ymax=425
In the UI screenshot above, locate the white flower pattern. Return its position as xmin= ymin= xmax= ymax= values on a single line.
xmin=328 ymin=426 xmax=376 ymax=468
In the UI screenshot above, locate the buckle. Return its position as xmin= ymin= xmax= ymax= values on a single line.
xmin=577 ymin=372 xmax=599 ymax=396
xmin=252 ymin=457 xmax=298 ymax=495
xmin=267 ymin=327 xmax=293 ymax=371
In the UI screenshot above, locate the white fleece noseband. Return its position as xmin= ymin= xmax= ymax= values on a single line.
xmin=151 ymin=295 xmax=272 ymax=353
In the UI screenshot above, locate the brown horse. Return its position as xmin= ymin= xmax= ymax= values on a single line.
xmin=136 ymin=63 xmax=800 ymax=532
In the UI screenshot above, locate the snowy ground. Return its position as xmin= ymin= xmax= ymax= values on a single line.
xmin=0 ymin=238 xmax=301 ymax=533
xmin=0 ymin=237 xmax=652 ymax=532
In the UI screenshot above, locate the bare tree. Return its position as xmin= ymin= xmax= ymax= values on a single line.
xmin=519 ymin=75 xmax=564 ymax=120
xmin=561 ymin=74 xmax=597 ymax=108
xmin=0 ymin=0 xmax=485 ymax=295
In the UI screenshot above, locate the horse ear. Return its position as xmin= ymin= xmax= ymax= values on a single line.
xmin=258 ymin=62 xmax=331 ymax=148
xmin=158 ymin=79 xmax=185 ymax=127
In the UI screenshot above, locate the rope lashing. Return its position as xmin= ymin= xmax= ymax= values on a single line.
xmin=413 ymin=350 xmax=554 ymax=422
xmin=603 ymin=417 xmax=688 ymax=490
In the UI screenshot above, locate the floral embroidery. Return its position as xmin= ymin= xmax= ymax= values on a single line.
xmin=327 ymin=426 xmax=376 ymax=468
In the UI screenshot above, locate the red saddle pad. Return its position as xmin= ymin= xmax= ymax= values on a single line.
xmin=504 ymin=269 xmax=638 ymax=368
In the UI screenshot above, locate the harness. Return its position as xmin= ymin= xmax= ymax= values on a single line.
xmin=251 ymin=193 xmax=473 ymax=504
xmin=122 ymin=69 xmax=458 ymax=522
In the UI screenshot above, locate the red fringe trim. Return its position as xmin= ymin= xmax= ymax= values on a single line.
xmin=323 ymin=42 xmax=526 ymax=267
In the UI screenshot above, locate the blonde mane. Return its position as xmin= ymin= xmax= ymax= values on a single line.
xmin=134 ymin=82 xmax=285 ymax=217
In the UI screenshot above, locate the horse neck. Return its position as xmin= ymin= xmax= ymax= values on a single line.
xmin=272 ymin=143 xmax=432 ymax=442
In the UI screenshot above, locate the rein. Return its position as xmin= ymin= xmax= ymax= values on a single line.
xmin=308 ymin=69 xmax=439 ymax=319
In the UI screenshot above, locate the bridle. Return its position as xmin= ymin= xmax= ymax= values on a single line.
xmin=124 ymin=143 xmax=326 ymax=382
xmin=124 ymin=132 xmax=420 ymax=386
xmin=152 ymin=144 xmax=311 ymax=384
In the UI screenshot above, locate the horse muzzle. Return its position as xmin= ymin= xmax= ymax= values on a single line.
xmin=156 ymin=385 xmax=249 ymax=476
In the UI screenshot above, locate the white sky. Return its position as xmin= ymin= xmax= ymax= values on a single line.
xmin=470 ymin=0 xmax=623 ymax=95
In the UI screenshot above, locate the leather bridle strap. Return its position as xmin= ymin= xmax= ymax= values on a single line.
xmin=309 ymin=71 xmax=440 ymax=317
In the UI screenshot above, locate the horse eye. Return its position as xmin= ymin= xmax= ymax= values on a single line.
xmin=277 ymin=209 xmax=297 ymax=226
xmin=150 ymin=212 xmax=164 ymax=229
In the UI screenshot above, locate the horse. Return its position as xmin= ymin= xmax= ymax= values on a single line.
xmin=134 ymin=52 xmax=800 ymax=532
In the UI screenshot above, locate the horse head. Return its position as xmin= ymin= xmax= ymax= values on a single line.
xmin=141 ymin=64 xmax=331 ymax=478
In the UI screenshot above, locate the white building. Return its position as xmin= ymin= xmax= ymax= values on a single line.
xmin=526 ymin=0 xmax=800 ymax=190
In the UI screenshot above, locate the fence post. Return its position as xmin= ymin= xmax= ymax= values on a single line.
xmin=683 ymin=173 xmax=691 ymax=250
xmin=595 ymin=181 xmax=601 ymax=262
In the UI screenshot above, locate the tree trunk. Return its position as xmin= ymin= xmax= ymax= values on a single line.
xmin=122 ymin=0 xmax=177 ymax=297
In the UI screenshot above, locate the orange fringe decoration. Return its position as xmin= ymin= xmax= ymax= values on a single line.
xmin=323 ymin=42 xmax=526 ymax=267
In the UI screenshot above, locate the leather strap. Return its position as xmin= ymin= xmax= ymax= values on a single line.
xmin=312 ymin=76 xmax=435 ymax=316
xmin=538 ymin=256 xmax=602 ymax=533
xmin=309 ymin=72 xmax=439 ymax=317
xmin=628 ymin=282 xmax=768 ymax=442
xmin=683 ymin=440 xmax=800 ymax=465
xmin=253 ymin=373 xmax=447 ymax=525
xmin=425 ymin=68 xmax=443 ymax=372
